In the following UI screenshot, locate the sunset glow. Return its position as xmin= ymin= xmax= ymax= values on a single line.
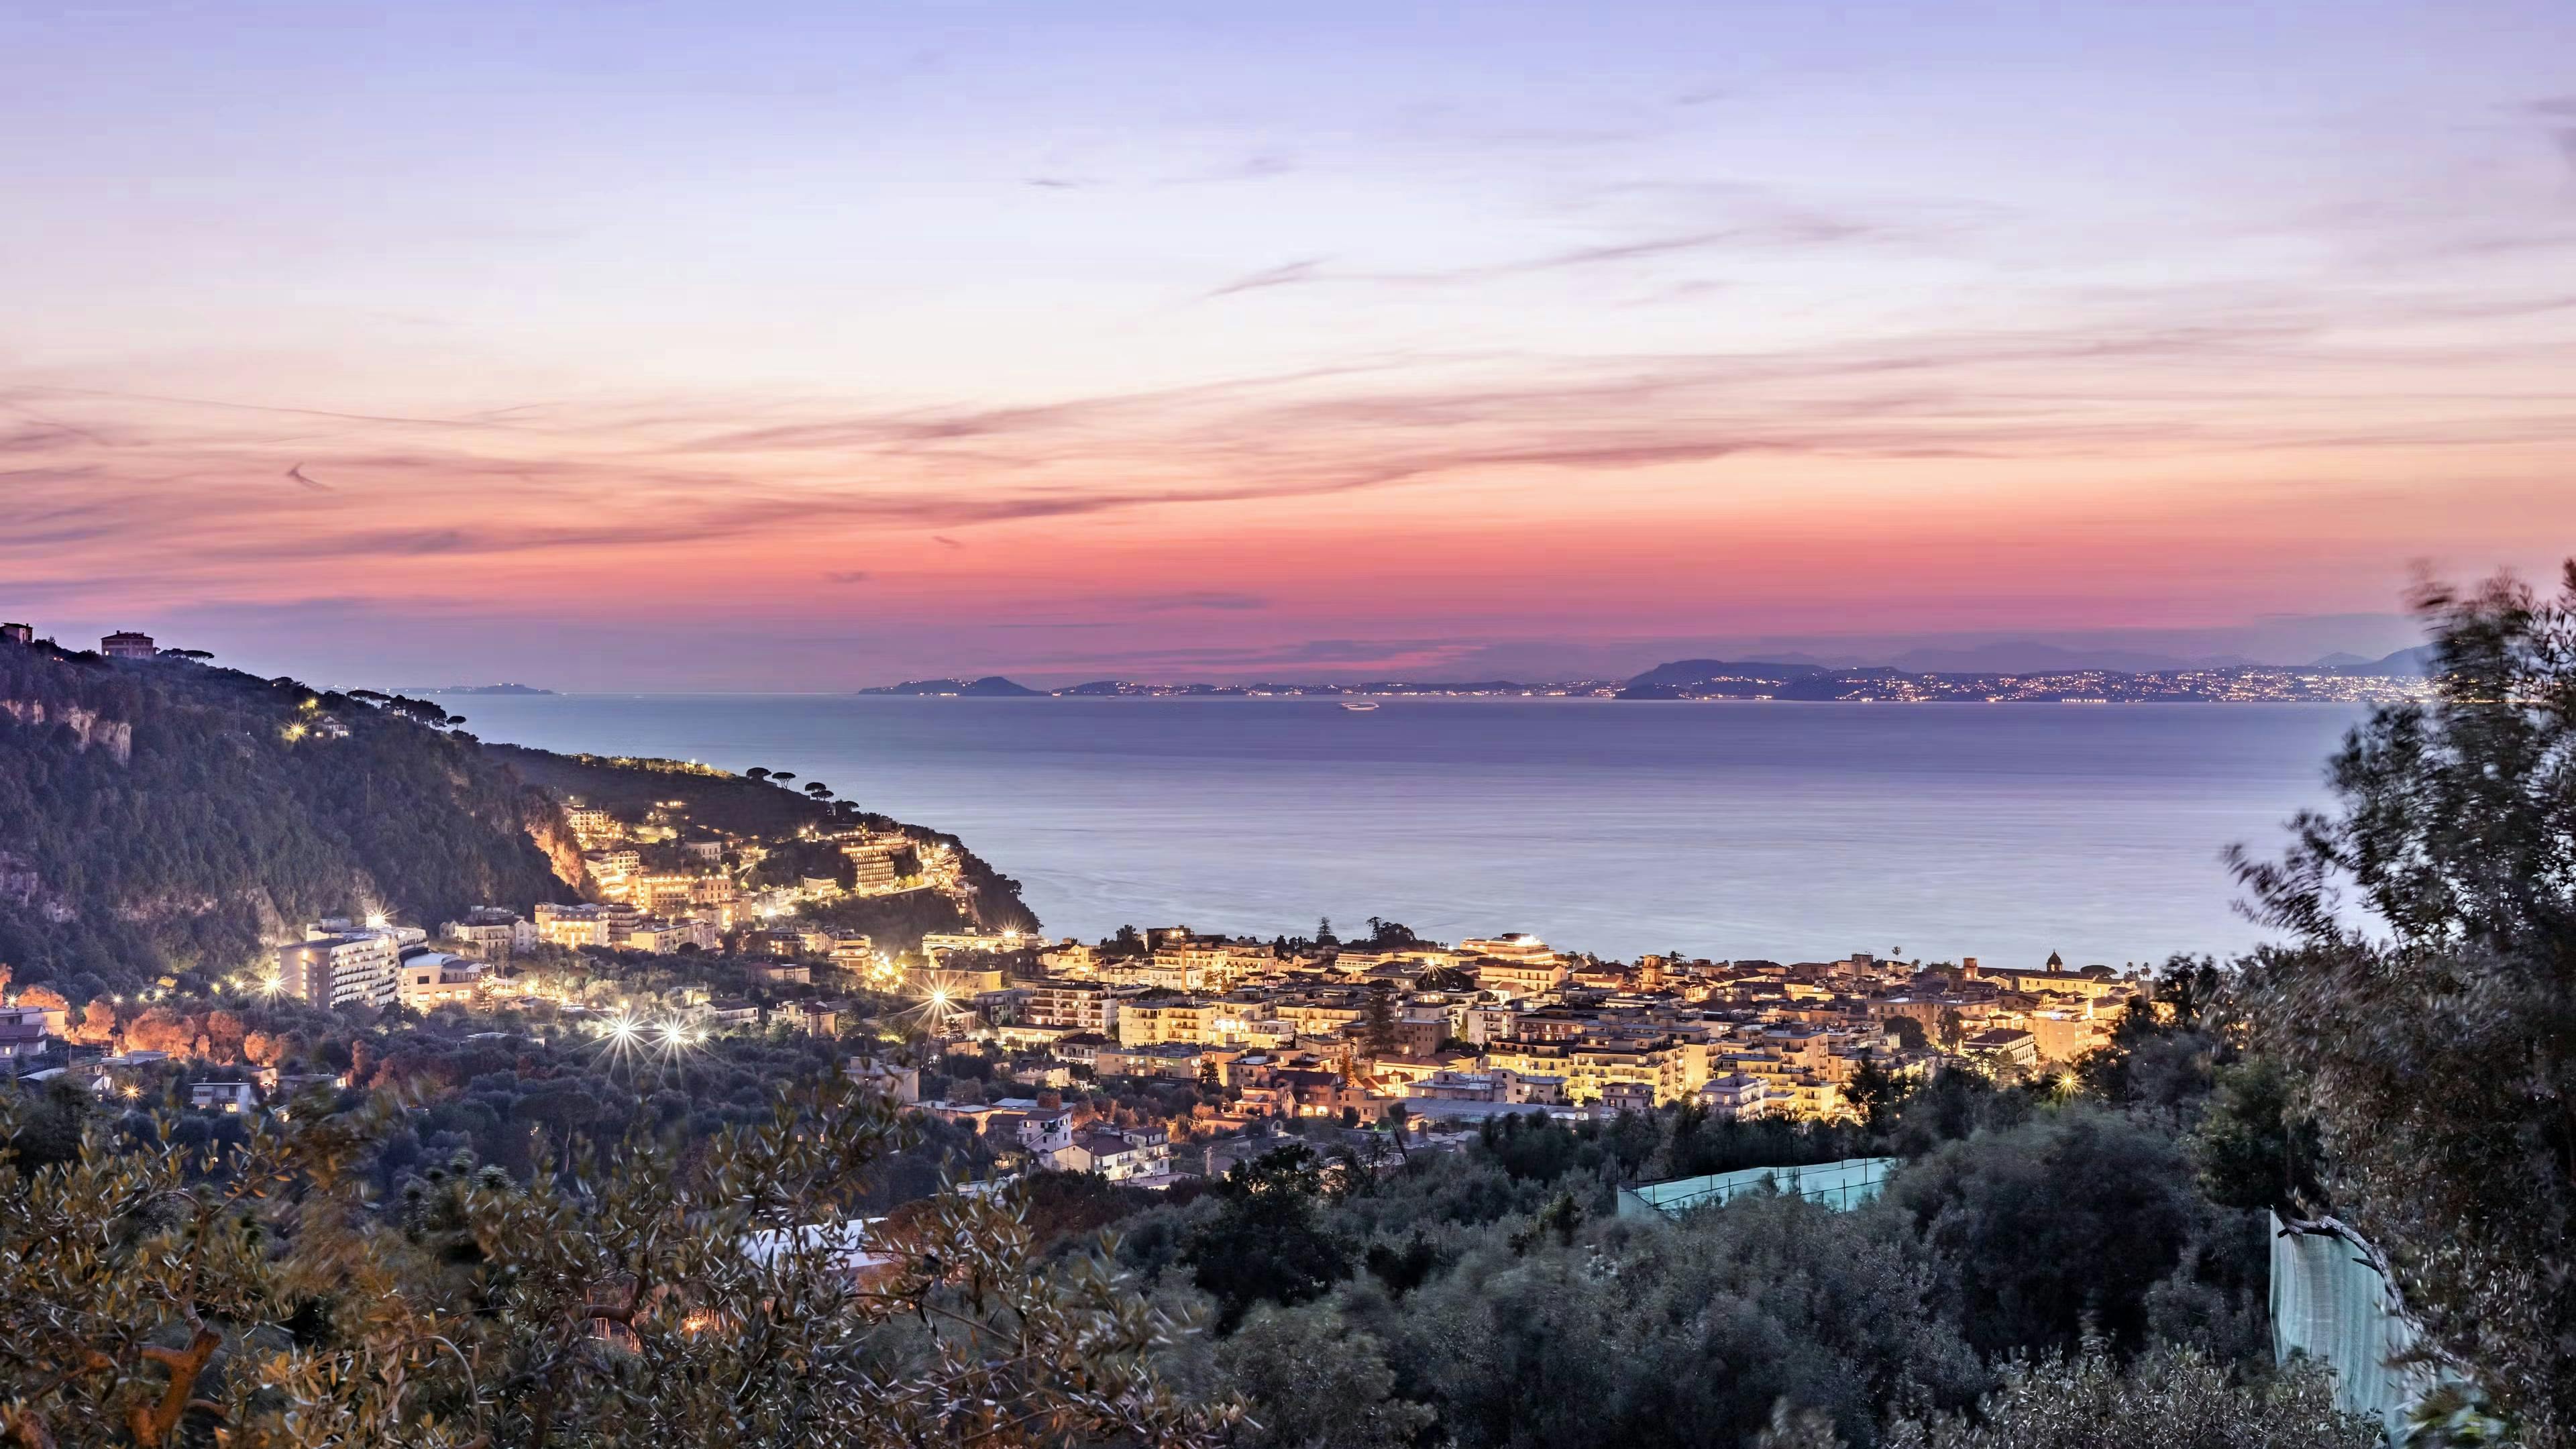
xmin=7 ymin=1 xmax=2573 ymax=686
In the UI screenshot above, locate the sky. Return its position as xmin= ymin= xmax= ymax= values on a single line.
xmin=5 ymin=0 xmax=2574 ymax=688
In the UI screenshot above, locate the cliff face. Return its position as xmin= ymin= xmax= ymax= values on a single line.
xmin=0 ymin=698 xmax=131 ymax=763
xmin=0 ymin=640 xmax=574 ymax=1002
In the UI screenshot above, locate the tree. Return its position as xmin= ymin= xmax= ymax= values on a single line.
xmin=1872 ymin=1342 xmax=2374 ymax=1449
xmin=1843 ymin=1054 xmax=1910 ymax=1137
xmin=2186 ymin=1054 xmax=2327 ymax=1216
xmin=1183 ymin=1145 xmax=1352 ymax=1332
xmin=0 ymin=1077 xmax=1230 ymax=1447
xmin=1888 ymin=1106 xmax=2259 ymax=1361
xmin=1218 ymin=1304 xmax=1434 ymax=1449
xmin=2233 ymin=564 xmax=2576 ymax=1444
xmin=1359 ymin=981 xmax=1401 ymax=1057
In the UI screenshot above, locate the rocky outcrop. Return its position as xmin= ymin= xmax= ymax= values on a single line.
xmin=1 ymin=698 xmax=133 ymax=763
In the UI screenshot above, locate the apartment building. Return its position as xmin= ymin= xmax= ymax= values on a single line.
xmin=277 ymin=933 xmax=398 ymax=1009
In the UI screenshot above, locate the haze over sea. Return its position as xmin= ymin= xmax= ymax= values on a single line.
xmin=455 ymin=696 xmax=2362 ymax=969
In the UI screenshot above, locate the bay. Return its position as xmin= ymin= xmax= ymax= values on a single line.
xmin=453 ymin=696 xmax=2362 ymax=970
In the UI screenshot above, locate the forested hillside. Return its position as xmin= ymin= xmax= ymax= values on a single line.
xmin=0 ymin=637 xmax=578 ymax=1000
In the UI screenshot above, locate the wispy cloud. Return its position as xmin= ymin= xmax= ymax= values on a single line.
xmin=6 ymin=271 xmax=2573 ymax=603
xmin=1131 ymin=590 xmax=1271 ymax=612
xmin=1205 ymin=258 xmax=1332 ymax=299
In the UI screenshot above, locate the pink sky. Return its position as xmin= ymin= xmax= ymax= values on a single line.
xmin=6 ymin=1 xmax=2573 ymax=686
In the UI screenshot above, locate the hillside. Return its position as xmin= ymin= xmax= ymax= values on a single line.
xmin=0 ymin=639 xmax=1043 ymax=1001
xmin=0 ymin=637 xmax=580 ymax=1001
xmin=486 ymin=743 xmax=1039 ymax=946
xmin=855 ymin=676 xmax=1042 ymax=696
xmin=1617 ymin=658 xmax=1830 ymax=698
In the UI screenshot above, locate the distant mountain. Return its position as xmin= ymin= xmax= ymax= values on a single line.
xmin=405 ymin=682 xmax=555 ymax=696
xmin=1617 ymin=659 xmax=1826 ymax=699
xmin=2320 ymin=645 xmax=2435 ymax=677
xmin=858 ymin=676 xmax=1043 ymax=697
xmin=1624 ymin=659 xmax=1825 ymax=688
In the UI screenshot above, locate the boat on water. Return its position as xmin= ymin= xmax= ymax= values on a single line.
xmin=1340 ymin=700 xmax=1381 ymax=712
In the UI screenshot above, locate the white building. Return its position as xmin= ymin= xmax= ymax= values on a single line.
xmin=442 ymin=908 xmax=538 ymax=957
xmin=191 ymin=1081 xmax=260 ymax=1113
xmin=277 ymin=933 xmax=398 ymax=1009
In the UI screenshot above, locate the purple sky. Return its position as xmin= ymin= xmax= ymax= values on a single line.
xmin=5 ymin=1 xmax=2573 ymax=687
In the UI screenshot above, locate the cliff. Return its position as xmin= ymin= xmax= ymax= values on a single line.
xmin=0 ymin=637 xmax=578 ymax=1002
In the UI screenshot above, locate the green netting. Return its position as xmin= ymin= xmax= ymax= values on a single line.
xmin=1615 ymin=1157 xmax=1896 ymax=1219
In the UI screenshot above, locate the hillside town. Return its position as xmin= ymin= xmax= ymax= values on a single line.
xmin=4 ymin=743 xmax=2143 ymax=1192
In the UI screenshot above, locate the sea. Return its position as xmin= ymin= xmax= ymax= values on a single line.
xmin=451 ymin=695 xmax=2366 ymax=971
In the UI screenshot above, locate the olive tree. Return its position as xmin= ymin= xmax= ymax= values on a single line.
xmin=0 ymin=1078 xmax=1230 ymax=1447
xmin=2233 ymin=564 xmax=2576 ymax=1446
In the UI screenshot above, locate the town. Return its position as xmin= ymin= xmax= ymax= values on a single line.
xmin=1 ymin=702 xmax=2142 ymax=1193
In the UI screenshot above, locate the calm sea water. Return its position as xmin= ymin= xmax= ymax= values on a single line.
xmin=453 ymin=696 xmax=2363 ymax=971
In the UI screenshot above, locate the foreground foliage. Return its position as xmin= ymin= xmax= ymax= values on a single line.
xmin=1864 ymin=1343 xmax=2371 ymax=1449
xmin=2236 ymin=566 xmax=2576 ymax=1446
xmin=0 ymin=1077 xmax=1227 ymax=1448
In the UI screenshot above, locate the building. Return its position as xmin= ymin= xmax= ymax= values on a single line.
xmin=1599 ymin=1080 xmax=1658 ymax=1116
xmin=1699 ymin=1073 xmax=1770 ymax=1119
xmin=1465 ymin=934 xmax=1570 ymax=999
xmin=191 ymin=1081 xmax=260 ymax=1114
xmin=922 ymin=930 xmax=1028 ymax=965
xmin=783 ymin=1002 xmax=841 ymax=1036
xmin=0 ymin=623 xmax=31 ymax=645
xmin=1095 ymin=1042 xmax=1208 ymax=1080
xmin=702 ymin=1000 xmax=761 ymax=1028
xmin=0 ymin=1004 xmax=54 ymax=1063
xmin=277 ymin=933 xmax=399 ymax=1009
xmin=625 ymin=918 xmax=718 ymax=955
xmin=845 ymin=1057 xmax=920 ymax=1104
xmin=985 ymin=1099 xmax=1075 ymax=1156
xmin=1115 ymin=997 xmax=1219 ymax=1046
xmin=100 ymin=631 xmax=157 ymax=659
xmin=1964 ymin=1027 xmax=2041 ymax=1069
xmin=397 ymin=952 xmax=490 ymax=1009
xmin=443 ymin=908 xmax=537 ymax=957
xmin=534 ymin=902 xmax=635 ymax=949
xmin=562 ymin=804 xmax=617 ymax=839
